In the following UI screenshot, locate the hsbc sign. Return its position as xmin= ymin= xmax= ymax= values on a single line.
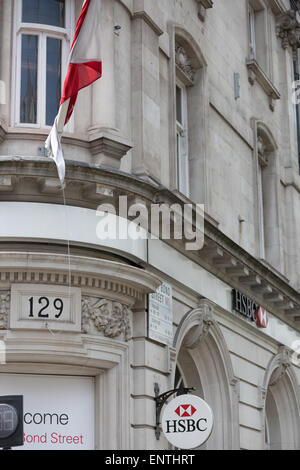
xmin=232 ymin=289 xmax=269 ymax=329
xmin=162 ymin=395 xmax=213 ymax=449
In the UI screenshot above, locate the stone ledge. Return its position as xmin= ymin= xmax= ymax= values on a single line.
xmin=1 ymin=127 xmax=132 ymax=170
xmin=88 ymin=129 xmax=133 ymax=169
xmin=246 ymin=59 xmax=281 ymax=111
xmin=132 ymin=0 xmax=164 ymax=36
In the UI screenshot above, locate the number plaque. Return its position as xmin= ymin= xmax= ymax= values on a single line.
xmin=10 ymin=284 xmax=81 ymax=332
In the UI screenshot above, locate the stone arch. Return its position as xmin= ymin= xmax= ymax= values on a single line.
xmin=261 ymin=346 xmax=300 ymax=450
xmin=174 ymin=25 xmax=207 ymax=70
xmin=256 ymin=121 xmax=278 ymax=154
xmin=172 ymin=300 xmax=240 ymax=450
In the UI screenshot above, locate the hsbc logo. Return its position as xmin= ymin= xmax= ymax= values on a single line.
xmin=166 ymin=402 xmax=209 ymax=435
xmin=162 ymin=395 xmax=214 ymax=449
xmin=256 ymin=306 xmax=269 ymax=328
xmin=175 ymin=405 xmax=196 ymax=418
xmin=232 ymin=289 xmax=269 ymax=329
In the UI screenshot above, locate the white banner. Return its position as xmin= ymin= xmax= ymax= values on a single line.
xmin=0 ymin=374 xmax=94 ymax=450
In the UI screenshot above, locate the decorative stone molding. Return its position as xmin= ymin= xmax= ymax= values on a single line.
xmin=174 ymin=300 xmax=216 ymax=351
xmin=81 ymin=296 xmax=132 ymax=341
xmin=257 ymin=136 xmax=269 ymax=168
xmin=183 ymin=303 xmax=215 ymax=349
xmin=0 ymin=291 xmax=10 ymax=330
xmin=246 ymin=59 xmax=281 ymax=111
xmin=175 ymin=44 xmax=196 ymax=85
xmin=0 ymin=121 xmax=6 ymax=144
xmin=0 ymin=253 xmax=161 ymax=307
xmin=0 ymin=176 xmax=15 ymax=193
xmin=195 ymin=0 xmax=213 ymax=22
xmin=132 ymin=0 xmax=164 ymax=36
xmin=269 ymin=346 xmax=291 ymax=386
xmin=261 ymin=346 xmax=292 ymax=396
xmin=269 ymin=0 xmax=288 ymax=15
xmin=88 ymin=129 xmax=133 ymax=170
xmin=277 ymin=10 xmax=300 ymax=59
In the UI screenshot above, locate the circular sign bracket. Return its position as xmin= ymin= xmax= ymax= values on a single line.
xmin=154 ymin=382 xmax=195 ymax=440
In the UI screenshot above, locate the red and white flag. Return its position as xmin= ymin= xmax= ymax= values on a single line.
xmin=46 ymin=0 xmax=102 ymax=184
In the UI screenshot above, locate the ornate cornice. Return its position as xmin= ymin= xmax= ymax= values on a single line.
xmin=277 ymin=10 xmax=300 ymax=59
xmin=82 ymin=296 xmax=132 ymax=341
xmin=0 ymin=253 xmax=161 ymax=307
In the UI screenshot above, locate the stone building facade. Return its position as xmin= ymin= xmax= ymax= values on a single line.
xmin=0 ymin=0 xmax=299 ymax=450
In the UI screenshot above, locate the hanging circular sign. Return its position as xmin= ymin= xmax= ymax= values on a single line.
xmin=161 ymin=394 xmax=214 ymax=449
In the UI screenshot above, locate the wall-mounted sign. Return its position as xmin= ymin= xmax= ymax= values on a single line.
xmin=0 ymin=374 xmax=94 ymax=450
xmin=10 ymin=284 xmax=81 ymax=332
xmin=232 ymin=289 xmax=269 ymax=328
xmin=148 ymin=283 xmax=173 ymax=346
xmin=161 ymin=395 xmax=214 ymax=449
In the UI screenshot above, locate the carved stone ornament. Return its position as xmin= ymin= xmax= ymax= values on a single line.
xmin=175 ymin=44 xmax=196 ymax=84
xmin=81 ymin=296 xmax=132 ymax=341
xmin=0 ymin=291 xmax=10 ymax=330
xmin=182 ymin=302 xmax=215 ymax=349
xmin=277 ymin=10 xmax=300 ymax=59
xmin=257 ymin=136 xmax=269 ymax=167
xmin=269 ymin=346 xmax=291 ymax=387
xmin=195 ymin=0 xmax=213 ymax=22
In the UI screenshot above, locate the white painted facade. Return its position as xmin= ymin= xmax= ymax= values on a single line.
xmin=0 ymin=0 xmax=299 ymax=450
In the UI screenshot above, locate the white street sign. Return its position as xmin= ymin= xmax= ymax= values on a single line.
xmin=148 ymin=282 xmax=173 ymax=346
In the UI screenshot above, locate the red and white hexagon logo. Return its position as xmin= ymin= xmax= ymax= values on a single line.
xmin=175 ymin=404 xmax=197 ymax=418
xmin=256 ymin=306 xmax=269 ymax=328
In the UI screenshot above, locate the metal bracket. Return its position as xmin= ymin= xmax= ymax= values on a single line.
xmin=154 ymin=382 xmax=195 ymax=440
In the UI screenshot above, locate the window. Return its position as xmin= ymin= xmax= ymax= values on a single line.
xmin=293 ymin=59 xmax=300 ymax=172
xmin=248 ymin=4 xmax=256 ymax=59
xmin=13 ymin=0 xmax=73 ymax=128
xmin=172 ymin=34 xmax=206 ymax=203
xmin=257 ymin=136 xmax=268 ymax=259
xmin=254 ymin=122 xmax=282 ymax=270
xmin=176 ymin=81 xmax=189 ymax=197
xmin=247 ymin=1 xmax=268 ymax=73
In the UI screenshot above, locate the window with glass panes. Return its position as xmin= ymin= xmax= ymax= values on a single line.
xmin=176 ymin=81 xmax=189 ymax=198
xmin=13 ymin=0 xmax=72 ymax=127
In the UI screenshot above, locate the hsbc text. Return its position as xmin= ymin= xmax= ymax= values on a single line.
xmin=166 ymin=418 xmax=208 ymax=433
